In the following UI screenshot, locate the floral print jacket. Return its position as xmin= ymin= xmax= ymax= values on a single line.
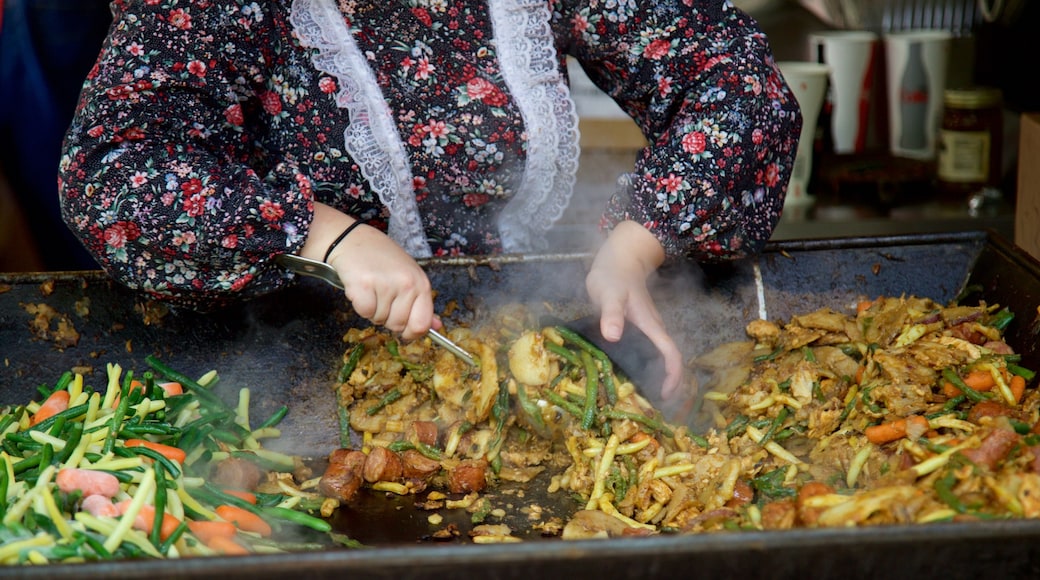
xmin=58 ymin=0 xmax=800 ymax=309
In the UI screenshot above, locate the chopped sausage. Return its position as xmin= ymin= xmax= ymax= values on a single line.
xmin=968 ymin=401 xmax=1012 ymax=423
xmin=81 ymin=494 xmax=120 ymax=518
xmin=960 ymin=428 xmax=1020 ymax=471
xmin=448 ymin=458 xmax=488 ymax=494
xmin=319 ymin=449 xmax=367 ymax=502
xmin=400 ymin=449 xmax=441 ymax=480
xmin=209 ymin=456 xmax=263 ymax=491
xmin=363 ymin=446 xmax=403 ymax=483
xmin=725 ymin=479 xmax=754 ymax=508
xmin=56 ymin=468 xmax=121 ymax=498
xmin=409 ymin=421 xmax=439 ymax=447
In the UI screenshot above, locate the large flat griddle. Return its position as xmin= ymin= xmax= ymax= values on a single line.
xmin=3 ymin=230 xmax=1040 ymax=579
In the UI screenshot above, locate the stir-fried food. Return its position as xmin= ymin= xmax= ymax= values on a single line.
xmin=323 ymin=296 xmax=1039 ymax=538
xmin=0 ymin=356 xmax=335 ymax=565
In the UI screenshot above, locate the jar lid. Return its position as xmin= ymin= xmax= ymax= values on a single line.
xmin=944 ymin=87 xmax=1003 ymax=109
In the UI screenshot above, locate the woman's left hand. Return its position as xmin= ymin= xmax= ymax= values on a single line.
xmin=585 ymin=220 xmax=685 ymax=399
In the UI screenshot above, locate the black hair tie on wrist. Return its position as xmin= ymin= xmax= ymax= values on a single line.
xmin=323 ymin=220 xmax=366 ymax=264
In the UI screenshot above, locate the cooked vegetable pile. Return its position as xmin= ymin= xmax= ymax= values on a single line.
xmin=326 ymin=296 xmax=1040 ymax=539
xmin=0 ymin=356 xmax=334 ymax=565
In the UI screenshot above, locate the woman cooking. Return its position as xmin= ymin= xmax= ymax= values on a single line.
xmin=57 ymin=0 xmax=801 ymax=399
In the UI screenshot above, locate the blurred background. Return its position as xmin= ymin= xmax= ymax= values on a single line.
xmin=2 ymin=0 xmax=1038 ymax=272
xmin=560 ymin=0 xmax=1039 ymax=248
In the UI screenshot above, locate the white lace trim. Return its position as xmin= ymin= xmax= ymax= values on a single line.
xmin=489 ymin=0 xmax=580 ymax=253
xmin=290 ymin=0 xmax=431 ymax=257
xmin=290 ymin=0 xmax=580 ymax=256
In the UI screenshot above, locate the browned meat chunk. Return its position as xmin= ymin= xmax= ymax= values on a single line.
xmin=409 ymin=421 xmax=439 ymax=447
xmin=401 ymin=449 xmax=441 ymax=480
xmin=960 ymin=428 xmax=1020 ymax=471
xmin=209 ymin=457 xmax=262 ymax=491
xmin=448 ymin=458 xmax=488 ymax=494
xmin=363 ymin=446 xmax=404 ymax=483
xmin=319 ymin=449 xmax=367 ymax=502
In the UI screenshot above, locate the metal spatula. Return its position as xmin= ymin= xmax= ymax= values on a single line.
xmin=274 ymin=254 xmax=477 ymax=367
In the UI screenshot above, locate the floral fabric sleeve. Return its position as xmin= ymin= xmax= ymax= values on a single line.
xmin=551 ymin=0 xmax=800 ymax=261
xmin=58 ymin=0 xmax=312 ymax=309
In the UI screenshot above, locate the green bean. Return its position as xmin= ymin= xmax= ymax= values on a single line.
xmin=942 ymin=367 xmax=990 ymax=403
xmin=934 ymin=471 xmax=966 ymax=513
xmin=366 ymin=388 xmax=402 ymax=416
xmin=39 ymin=443 xmax=53 ymax=470
xmin=689 ymin=433 xmax=710 ymax=448
xmin=337 ymin=406 xmax=352 ymax=448
xmin=198 ymin=483 xmax=264 ymax=515
xmin=0 ymin=406 xmax=24 ymax=435
xmin=545 ymin=342 xmax=581 ymax=367
xmin=160 ymin=521 xmax=189 ymax=554
xmin=145 ymin=355 xmax=226 ymax=409
xmin=600 ymin=366 xmax=618 ymax=406
xmin=1 ymin=437 xmax=19 ymax=456
xmin=515 ymin=384 xmax=547 ymax=435
xmin=0 ymin=460 xmax=8 ymax=515
xmin=759 ymin=406 xmax=790 ymax=447
xmin=12 ymin=453 xmax=41 ymax=475
xmin=48 ymin=416 xmax=67 ymax=439
xmin=554 ymin=326 xmax=617 ymax=402
xmin=1008 ymin=363 xmax=1036 ymax=381
xmin=80 ymin=531 xmax=112 ymax=558
xmin=260 ymin=506 xmax=332 ymax=533
xmin=121 ymin=423 xmax=180 ymax=437
xmin=96 ymin=469 xmax=136 ymax=483
xmin=753 ymin=347 xmax=784 ymax=362
xmin=725 ymin=414 xmax=750 ymax=439
xmin=101 ymin=393 xmax=131 ymax=455
xmin=387 ymin=440 xmax=443 ymax=461
xmin=257 ymin=405 xmax=289 ymax=430
xmin=151 ymin=463 xmax=167 ymax=548
xmin=339 ymin=343 xmax=365 ymax=382
xmin=601 ymin=408 xmax=674 ymax=438
xmin=544 ymin=390 xmax=583 ymax=421
xmin=119 ymin=445 xmax=181 ymax=480
xmin=989 ymin=308 xmax=1015 ymax=332
xmin=26 ymin=403 xmax=88 ymax=433
xmin=580 ymin=351 xmax=599 ymax=430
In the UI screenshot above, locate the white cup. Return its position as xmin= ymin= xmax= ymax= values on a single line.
xmin=883 ymin=29 xmax=952 ymax=160
xmin=777 ymin=61 xmax=829 ymax=218
xmin=810 ymin=30 xmax=879 ymax=155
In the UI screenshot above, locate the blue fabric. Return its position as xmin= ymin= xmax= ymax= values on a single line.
xmin=0 ymin=0 xmax=111 ymax=270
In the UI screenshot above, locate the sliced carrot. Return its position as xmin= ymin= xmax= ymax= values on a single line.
xmin=865 ymin=415 xmax=929 ymax=445
xmin=942 ymin=381 xmax=961 ymax=398
xmin=188 ymin=519 xmax=238 ymax=543
xmin=221 ymin=489 xmax=258 ymax=505
xmin=962 ymin=370 xmax=996 ymax=392
xmin=31 ymin=390 xmax=70 ymax=426
xmin=158 ymin=381 xmax=184 ymax=396
xmin=855 ymin=365 xmax=866 ymax=385
xmin=856 ymin=299 xmax=875 ymax=314
xmin=116 ymin=501 xmax=182 ymax=541
xmin=114 ymin=380 xmax=183 ymax=406
xmin=205 ymin=535 xmax=250 ymax=555
xmin=1010 ymin=375 xmax=1027 ymax=404
xmin=124 ymin=439 xmax=187 ymax=464
xmin=215 ymin=505 xmax=272 ymax=537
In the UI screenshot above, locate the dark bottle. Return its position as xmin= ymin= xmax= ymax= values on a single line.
xmin=898 ymin=42 xmax=929 ymax=153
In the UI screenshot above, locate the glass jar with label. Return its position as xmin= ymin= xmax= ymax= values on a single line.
xmin=936 ymin=87 xmax=1003 ymax=202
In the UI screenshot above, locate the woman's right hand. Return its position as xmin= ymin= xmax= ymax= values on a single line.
xmin=300 ymin=203 xmax=437 ymax=341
